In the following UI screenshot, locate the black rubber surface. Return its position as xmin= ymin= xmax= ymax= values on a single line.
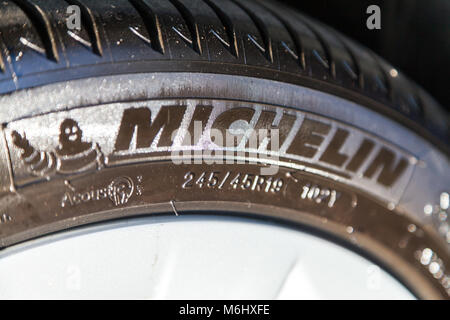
xmin=0 ymin=0 xmax=448 ymax=149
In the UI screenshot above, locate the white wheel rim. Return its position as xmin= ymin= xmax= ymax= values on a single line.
xmin=0 ymin=216 xmax=414 ymax=299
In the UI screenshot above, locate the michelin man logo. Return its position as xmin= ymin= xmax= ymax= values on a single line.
xmin=12 ymin=118 xmax=105 ymax=177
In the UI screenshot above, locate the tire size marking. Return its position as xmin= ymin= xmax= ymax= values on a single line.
xmin=181 ymin=170 xmax=341 ymax=208
xmin=182 ymin=171 xmax=284 ymax=194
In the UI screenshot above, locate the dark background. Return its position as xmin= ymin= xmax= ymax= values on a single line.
xmin=277 ymin=0 xmax=449 ymax=110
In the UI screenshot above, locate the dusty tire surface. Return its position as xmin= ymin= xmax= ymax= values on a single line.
xmin=0 ymin=0 xmax=448 ymax=299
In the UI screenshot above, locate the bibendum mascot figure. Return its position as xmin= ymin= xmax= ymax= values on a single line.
xmin=11 ymin=118 xmax=105 ymax=177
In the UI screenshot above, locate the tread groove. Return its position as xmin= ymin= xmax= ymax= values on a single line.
xmin=229 ymin=0 xmax=273 ymax=63
xmin=293 ymin=12 xmax=335 ymax=78
xmin=407 ymin=92 xmax=423 ymax=118
xmin=0 ymin=33 xmax=18 ymax=87
xmin=19 ymin=37 xmax=46 ymax=55
xmin=332 ymin=30 xmax=364 ymax=88
xmin=167 ymin=0 xmax=202 ymax=55
xmin=0 ymin=46 xmax=5 ymax=73
xmin=11 ymin=0 xmax=59 ymax=62
xmin=202 ymin=0 xmax=238 ymax=57
xmin=0 ymin=35 xmax=6 ymax=73
xmin=370 ymin=51 xmax=393 ymax=100
xmin=64 ymin=0 xmax=103 ymax=56
xmin=67 ymin=30 xmax=93 ymax=49
xmin=128 ymin=0 xmax=165 ymax=54
xmin=256 ymin=1 xmax=306 ymax=69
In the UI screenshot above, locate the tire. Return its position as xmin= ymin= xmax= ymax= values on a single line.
xmin=0 ymin=0 xmax=448 ymax=299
